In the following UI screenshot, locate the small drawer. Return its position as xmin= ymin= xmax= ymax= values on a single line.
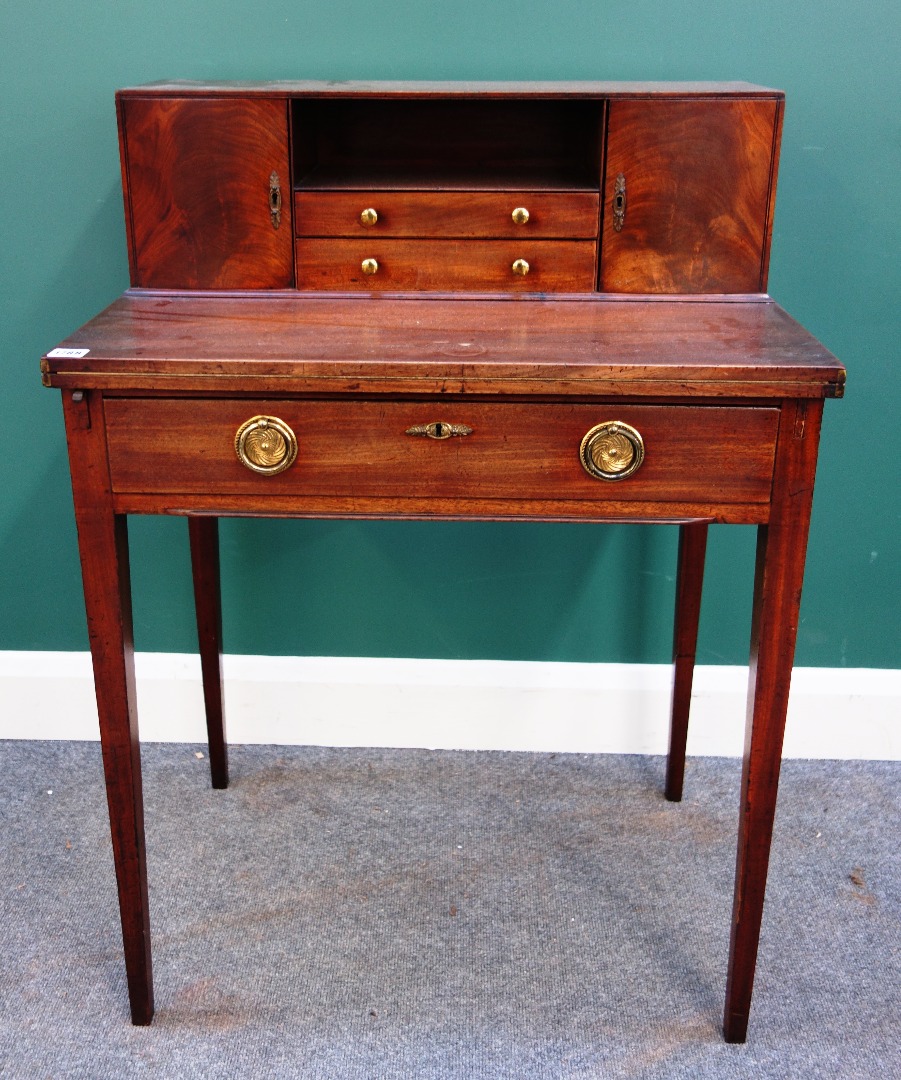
xmin=295 ymin=239 xmax=597 ymax=292
xmin=105 ymin=399 xmax=779 ymax=507
xmin=294 ymin=191 xmax=600 ymax=239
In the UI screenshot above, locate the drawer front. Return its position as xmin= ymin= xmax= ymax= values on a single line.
xmin=294 ymin=191 xmax=600 ymax=238
xmin=295 ymin=240 xmax=597 ymax=292
xmin=105 ymin=400 xmax=779 ymax=505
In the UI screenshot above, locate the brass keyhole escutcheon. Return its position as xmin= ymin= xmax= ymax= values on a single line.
xmin=512 ymin=207 xmax=530 ymax=225
xmin=580 ymin=421 xmax=644 ymax=481
xmin=360 ymin=208 xmax=378 ymax=227
xmin=405 ymin=421 xmax=473 ymax=440
xmin=361 ymin=258 xmax=379 ymax=275
xmin=511 ymin=258 xmax=530 ymax=276
xmin=612 ymin=173 xmax=626 ymax=232
xmin=235 ymin=415 xmax=298 ymax=475
xmin=269 ymin=171 xmax=282 ymax=230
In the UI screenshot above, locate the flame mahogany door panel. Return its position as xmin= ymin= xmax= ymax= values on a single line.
xmin=600 ymin=98 xmax=780 ymax=293
xmin=121 ymin=97 xmax=293 ymax=289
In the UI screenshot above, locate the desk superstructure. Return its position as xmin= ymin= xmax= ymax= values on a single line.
xmin=42 ymin=82 xmax=843 ymax=1042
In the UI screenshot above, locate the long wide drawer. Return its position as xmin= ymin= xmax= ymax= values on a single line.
xmin=295 ymin=240 xmax=597 ymax=291
xmin=105 ymin=399 xmax=779 ymax=505
xmin=294 ymin=191 xmax=600 ymax=238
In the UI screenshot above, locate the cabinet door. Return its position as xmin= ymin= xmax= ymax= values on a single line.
xmin=122 ymin=98 xmax=293 ymax=289
xmin=600 ymin=99 xmax=779 ymax=293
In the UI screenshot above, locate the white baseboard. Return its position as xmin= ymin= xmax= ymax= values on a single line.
xmin=1 ymin=652 xmax=898 ymax=760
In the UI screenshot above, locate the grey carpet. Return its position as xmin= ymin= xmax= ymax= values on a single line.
xmin=1 ymin=741 xmax=898 ymax=1079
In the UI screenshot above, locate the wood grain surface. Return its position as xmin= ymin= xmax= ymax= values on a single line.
xmin=295 ymin=240 xmax=597 ymax=292
xmin=103 ymin=399 xmax=778 ymax=506
xmin=600 ymin=99 xmax=779 ymax=293
xmin=123 ymin=97 xmax=293 ymax=289
xmin=188 ymin=517 xmax=228 ymax=789
xmin=724 ymin=399 xmax=825 ymax=1041
xmin=294 ymin=191 xmax=600 ymax=238
xmin=666 ymin=521 xmax=710 ymax=801
xmin=42 ymin=295 xmax=845 ymax=399
xmin=62 ymin=391 xmax=154 ymax=1024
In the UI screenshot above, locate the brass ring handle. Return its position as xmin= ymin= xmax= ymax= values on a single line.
xmin=360 ymin=208 xmax=378 ymax=227
xmin=361 ymin=258 xmax=379 ymax=275
xmin=269 ymin=171 xmax=282 ymax=230
xmin=235 ymin=415 xmax=298 ymax=475
xmin=511 ymin=258 xmax=530 ymax=277
xmin=512 ymin=207 xmax=530 ymax=225
xmin=580 ymin=421 xmax=644 ymax=481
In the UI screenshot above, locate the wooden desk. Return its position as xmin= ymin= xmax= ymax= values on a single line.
xmin=42 ymin=79 xmax=845 ymax=1041
xmin=43 ymin=290 xmax=843 ymax=1041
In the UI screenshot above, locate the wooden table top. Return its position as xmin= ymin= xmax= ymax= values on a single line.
xmin=42 ymin=293 xmax=844 ymax=399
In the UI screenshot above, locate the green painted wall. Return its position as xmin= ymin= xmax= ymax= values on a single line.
xmin=1 ymin=0 xmax=898 ymax=666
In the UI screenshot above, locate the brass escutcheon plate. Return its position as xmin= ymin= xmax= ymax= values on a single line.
xmin=235 ymin=415 xmax=298 ymax=475
xmin=612 ymin=173 xmax=626 ymax=232
xmin=580 ymin=421 xmax=644 ymax=481
xmin=405 ymin=421 xmax=473 ymax=440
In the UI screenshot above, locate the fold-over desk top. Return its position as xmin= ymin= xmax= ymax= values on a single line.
xmin=42 ymin=294 xmax=844 ymax=400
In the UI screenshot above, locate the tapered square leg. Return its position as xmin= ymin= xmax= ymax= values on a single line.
xmin=189 ymin=516 xmax=228 ymax=789
xmin=665 ymin=521 xmax=709 ymax=801
xmin=723 ymin=400 xmax=823 ymax=1042
xmin=64 ymin=391 xmax=154 ymax=1024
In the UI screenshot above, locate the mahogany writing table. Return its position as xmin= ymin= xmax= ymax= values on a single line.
xmin=42 ymin=80 xmax=844 ymax=1041
xmin=42 ymin=291 xmax=843 ymax=1041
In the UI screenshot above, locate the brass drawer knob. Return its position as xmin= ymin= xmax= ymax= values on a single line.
xmin=512 ymin=207 xmax=530 ymax=225
xmin=361 ymin=258 xmax=379 ymax=275
xmin=580 ymin=421 xmax=644 ymax=481
xmin=511 ymin=258 xmax=530 ymax=276
xmin=360 ymin=208 xmax=378 ymax=227
xmin=235 ymin=415 xmax=298 ymax=475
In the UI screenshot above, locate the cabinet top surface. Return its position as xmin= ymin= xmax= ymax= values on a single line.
xmin=117 ymin=80 xmax=783 ymax=98
xmin=42 ymin=295 xmax=842 ymax=399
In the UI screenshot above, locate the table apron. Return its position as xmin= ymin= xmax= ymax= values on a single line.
xmin=103 ymin=398 xmax=780 ymax=513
